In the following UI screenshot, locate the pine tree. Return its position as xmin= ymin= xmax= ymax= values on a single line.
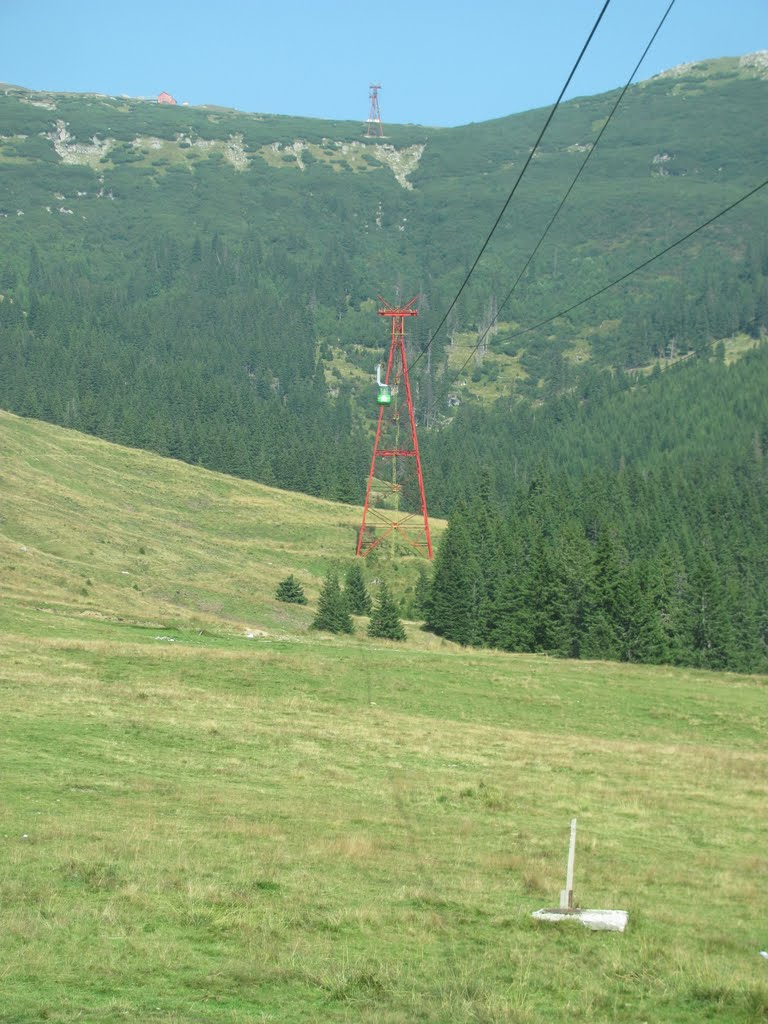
xmin=344 ymin=561 xmax=372 ymax=615
xmin=368 ymin=582 xmax=406 ymax=641
xmin=311 ymin=570 xmax=353 ymax=634
xmin=275 ymin=574 xmax=307 ymax=605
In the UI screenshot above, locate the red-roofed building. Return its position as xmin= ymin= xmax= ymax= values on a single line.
xmin=157 ymin=92 xmax=177 ymax=105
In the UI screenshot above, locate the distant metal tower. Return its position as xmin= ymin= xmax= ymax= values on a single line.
xmin=365 ymin=83 xmax=384 ymax=138
xmin=357 ymin=297 xmax=433 ymax=559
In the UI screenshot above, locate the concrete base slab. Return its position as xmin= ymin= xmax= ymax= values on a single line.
xmin=532 ymin=908 xmax=628 ymax=932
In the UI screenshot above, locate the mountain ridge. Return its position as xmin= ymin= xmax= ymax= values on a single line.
xmin=1 ymin=53 xmax=766 ymax=509
xmin=4 ymin=50 xmax=768 ymax=124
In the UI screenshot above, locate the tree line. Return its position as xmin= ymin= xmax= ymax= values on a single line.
xmin=423 ymin=446 xmax=768 ymax=674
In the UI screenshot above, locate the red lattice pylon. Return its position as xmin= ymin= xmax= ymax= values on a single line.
xmin=365 ymin=83 xmax=384 ymax=138
xmin=356 ymin=297 xmax=433 ymax=559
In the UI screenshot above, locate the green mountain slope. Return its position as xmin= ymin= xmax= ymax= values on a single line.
xmin=425 ymin=340 xmax=768 ymax=506
xmin=0 ymin=409 xmax=441 ymax=634
xmin=1 ymin=394 xmax=767 ymax=1024
xmin=420 ymin=344 xmax=768 ymax=674
xmin=1 ymin=56 xmax=767 ymax=504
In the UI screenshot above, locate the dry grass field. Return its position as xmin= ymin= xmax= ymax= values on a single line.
xmin=1 ymin=410 xmax=767 ymax=1023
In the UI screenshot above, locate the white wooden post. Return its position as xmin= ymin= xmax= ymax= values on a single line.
xmin=560 ymin=818 xmax=577 ymax=909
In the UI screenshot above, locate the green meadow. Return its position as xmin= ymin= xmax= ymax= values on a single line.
xmin=1 ymin=410 xmax=767 ymax=1023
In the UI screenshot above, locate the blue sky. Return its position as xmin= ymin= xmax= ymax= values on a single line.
xmin=3 ymin=0 xmax=766 ymax=126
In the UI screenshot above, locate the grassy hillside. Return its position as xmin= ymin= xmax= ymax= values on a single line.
xmin=2 ymin=412 xmax=767 ymax=1023
xmin=0 ymin=409 xmax=444 ymax=633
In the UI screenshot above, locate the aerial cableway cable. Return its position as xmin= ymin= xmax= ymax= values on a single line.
xmin=445 ymin=0 xmax=677 ymax=384
xmin=448 ymin=174 xmax=768 ymax=384
xmin=407 ymin=0 xmax=614 ymax=377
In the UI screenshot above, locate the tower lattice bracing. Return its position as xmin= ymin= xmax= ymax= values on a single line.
xmin=357 ymin=297 xmax=433 ymax=559
xmin=365 ymin=83 xmax=384 ymax=138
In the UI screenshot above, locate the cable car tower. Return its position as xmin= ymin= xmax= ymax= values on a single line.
xmin=365 ymin=83 xmax=384 ymax=138
xmin=356 ymin=297 xmax=433 ymax=560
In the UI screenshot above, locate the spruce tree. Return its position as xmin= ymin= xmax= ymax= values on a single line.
xmin=425 ymin=509 xmax=483 ymax=646
xmin=311 ymin=570 xmax=353 ymax=634
xmin=344 ymin=561 xmax=372 ymax=615
xmin=648 ymin=539 xmax=687 ymax=665
xmin=368 ymin=582 xmax=406 ymax=641
xmin=685 ymin=550 xmax=734 ymax=669
xmin=275 ymin=574 xmax=307 ymax=605
xmin=467 ymin=468 xmax=506 ymax=643
xmin=547 ymin=520 xmax=594 ymax=659
xmin=582 ymin=527 xmax=627 ymax=661
xmin=492 ymin=565 xmax=534 ymax=652
xmin=618 ymin=559 xmax=666 ymax=664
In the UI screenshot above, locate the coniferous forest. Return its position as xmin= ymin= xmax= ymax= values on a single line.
xmin=1 ymin=59 xmax=767 ymax=673
xmin=425 ymin=441 xmax=767 ymax=672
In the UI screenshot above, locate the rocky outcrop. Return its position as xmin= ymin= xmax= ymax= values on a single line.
xmin=48 ymin=120 xmax=111 ymax=166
